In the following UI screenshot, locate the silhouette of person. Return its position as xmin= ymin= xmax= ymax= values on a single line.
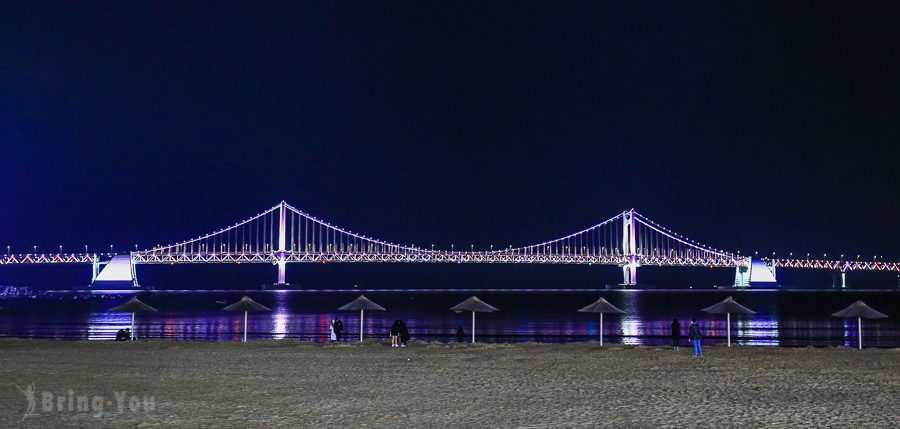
xmin=399 ymin=320 xmax=410 ymax=347
xmin=390 ymin=320 xmax=401 ymax=347
xmin=671 ymin=318 xmax=681 ymax=350
xmin=457 ymin=326 xmax=465 ymax=343
xmin=334 ymin=319 xmax=343 ymax=341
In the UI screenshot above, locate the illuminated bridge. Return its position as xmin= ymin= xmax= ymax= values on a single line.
xmin=1 ymin=201 xmax=897 ymax=288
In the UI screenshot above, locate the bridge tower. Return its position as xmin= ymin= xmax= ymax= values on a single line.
xmin=276 ymin=201 xmax=287 ymax=285
xmin=621 ymin=209 xmax=639 ymax=286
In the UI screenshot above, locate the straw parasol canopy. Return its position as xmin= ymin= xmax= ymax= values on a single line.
xmin=109 ymin=297 xmax=159 ymax=313
xmin=222 ymin=296 xmax=271 ymax=342
xmin=338 ymin=295 xmax=386 ymax=341
xmin=109 ymin=297 xmax=159 ymax=339
xmin=577 ymin=297 xmax=625 ymax=346
xmin=450 ymin=296 xmax=498 ymax=343
xmin=701 ymin=296 xmax=755 ymax=347
xmin=831 ymin=300 xmax=888 ymax=349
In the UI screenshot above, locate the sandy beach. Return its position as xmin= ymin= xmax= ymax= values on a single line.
xmin=0 ymin=339 xmax=897 ymax=428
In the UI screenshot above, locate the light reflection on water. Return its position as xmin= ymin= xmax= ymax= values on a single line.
xmin=619 ymin=292 xmax=642 ymax=344
xmin=272 ymin=291 xmax=288 ymax=340
xmin=86 ymin=312 xmax=130 ymax=341
xmin=736 ymin=318 xmax=780 ymax=346
xmin=0 ymin=290 xmax=896 ymax=347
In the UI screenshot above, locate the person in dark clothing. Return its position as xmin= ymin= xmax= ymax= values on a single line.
xmin=115 ymin=329 xmax=126 ymax=341
xmin=334 ymin=319 xmax=343 ymax=341
xmin=390 ymin=320 xmax=401 ymax=347
xmin=456 ymin=326 xmax=465 ymax=343
xmin=689 ymin=318 xmax=703 ymax=357
xmin=399 ymin=320 xmax=410 ymax=347
xmin=671 ymin=318 xmax=681 ymax=350
xmin=124 ymin=328 xmax=133 ymax=341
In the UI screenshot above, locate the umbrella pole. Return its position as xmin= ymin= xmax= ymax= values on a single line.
xmin=600 ymin=312 xmax=604 ymax=346
xmin=360 ymin=309 xmax=364 ymax=342
xmin=727 ymin=312 xmax=731 ymax=347
xmin=243 ymin=310 xmax=248 ymax=343
xmin=858 ymin=316 xmax=862 ymax=350
xmin=471 ymin=311 xmax=475 ymax=344
xmin=131 ymin=312 xmax=135 ymax=340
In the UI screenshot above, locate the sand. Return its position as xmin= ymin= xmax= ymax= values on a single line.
xmin=0 ymin=339 xmax=898 ymax=428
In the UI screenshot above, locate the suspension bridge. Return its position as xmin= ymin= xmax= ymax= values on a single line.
xmin=1 ymin=201 xmax=897 ymax=288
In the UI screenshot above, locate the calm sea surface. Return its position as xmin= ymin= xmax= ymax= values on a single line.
xmin=0 ymin=289 xmax=897 ymax=347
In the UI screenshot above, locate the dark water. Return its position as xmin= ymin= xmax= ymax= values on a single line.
xmin=0 ymin=290 xmax=897 ymax=347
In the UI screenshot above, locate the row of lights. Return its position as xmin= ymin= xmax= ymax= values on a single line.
xmin=751 ymin=251 xmax=890 ymax=261
xmin=3 ymin=244 xmax=140 ymax=254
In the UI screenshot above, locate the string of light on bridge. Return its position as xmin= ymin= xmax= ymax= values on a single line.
xmin=2 ymin=202 xmax=897 ymax=278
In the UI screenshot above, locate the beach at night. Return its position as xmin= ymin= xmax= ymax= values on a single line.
xmin=3 ymin=1 xmax=900 ymax=428
xmin=2 ymin=340 xmax=898 ymax=428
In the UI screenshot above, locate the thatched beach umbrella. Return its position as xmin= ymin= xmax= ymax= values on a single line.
xmin=450 ymin=296 xmax=498 ymax=343
xmin=108 ymin=297 xmax=159 ymax=340
xmin=577 ymin=297 xmax=625 ymax=346
xmin=832 ymin=300 xmax=888 ymax=349
xmin=338 ymin=295 xmax=386 ymax=341
xmin=701 ymin=296 xmax=755 ymax=347
xmin=222 ymin=296 xmax=271 ymax=342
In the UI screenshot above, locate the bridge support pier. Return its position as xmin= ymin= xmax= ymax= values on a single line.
xmin=91 ymin=257 xmax=100 ymax=282
xmin=733 ymin=261 xmax=750 ymax=287
xmin=131 ymin=255 xmax=139 ymax=288
xmin=276 ymin=260 xmax=286 ymax=285
xmin=622 ymin=262 xmax=638 ymax=286
xmin=831 ymin=271 xmax=847 ymax=289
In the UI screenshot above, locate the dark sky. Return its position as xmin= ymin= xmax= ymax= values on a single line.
xmin=1 ymin=2 xmax=898 ymax=288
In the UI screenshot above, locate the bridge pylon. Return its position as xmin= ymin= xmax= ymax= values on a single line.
xmin=621 ymin=209 xmax=639 ymax=286
xmin=276 ymin=200 xmax=287 ymax=285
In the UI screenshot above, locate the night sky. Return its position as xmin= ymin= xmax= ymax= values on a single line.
xmin=1 ymin=2 xmax=898 ymax=289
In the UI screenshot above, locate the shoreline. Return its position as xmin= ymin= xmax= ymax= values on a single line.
xmin=1 ymin=340 xmax=898 ymax=428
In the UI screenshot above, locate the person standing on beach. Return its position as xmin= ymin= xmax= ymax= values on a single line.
xmin=334 ymin=319 xmax=343 ymax=342
xmin=390 ymin=320 xmax=401 ymax=347
xmin=329 ymin=319 xmax=337 ymax=342
xmin=671 ymin=318 xmax=681 ymax=350
xmin=456 ymin=326 xmax=465 ymax=343
xmin=689 ymin=318 xmax=703 ymax=357
xmin=399 ymin=320 xmax=410 ymax=347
